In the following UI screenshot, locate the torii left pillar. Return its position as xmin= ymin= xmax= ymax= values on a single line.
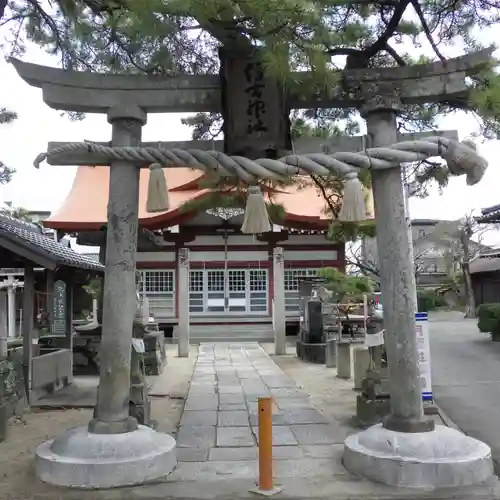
xmin=32 ymin=105 xmax=177 ymax=489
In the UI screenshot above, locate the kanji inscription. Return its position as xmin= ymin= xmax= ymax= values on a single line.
xmin=220 ymin=48 xmax=290 ymax=158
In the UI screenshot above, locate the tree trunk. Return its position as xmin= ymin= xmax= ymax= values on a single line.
xmin=462 ymin=262 xmax=476 ymax=318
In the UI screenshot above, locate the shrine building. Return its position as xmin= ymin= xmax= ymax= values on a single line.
xmin=43 ymin=166 xmax=372 ymax=341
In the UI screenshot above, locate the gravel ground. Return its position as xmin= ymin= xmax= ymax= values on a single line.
xmin=0 ymin=344 xmax=197 ymax=499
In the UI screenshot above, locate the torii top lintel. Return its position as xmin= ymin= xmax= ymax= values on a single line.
xmin=10 ymin=49 xmax=492 ymax=114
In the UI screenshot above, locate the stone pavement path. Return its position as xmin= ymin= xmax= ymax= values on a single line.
xmin=171 ymin=342 xmax=349 ymax=482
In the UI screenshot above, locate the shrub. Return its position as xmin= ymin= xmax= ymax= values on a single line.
xmin=417 ymin=290 xmax=437 ymax=312
xmin=477 ymin=303 xmax=500 ymax=340
xmin=434 ymin=294 xmax=447 ymax=308
xmin=417 ymin=289 xmax=448 ymax=312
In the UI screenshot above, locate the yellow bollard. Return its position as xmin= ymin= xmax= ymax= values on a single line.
xmin=251 ymin=397 xmax=283 ymax=496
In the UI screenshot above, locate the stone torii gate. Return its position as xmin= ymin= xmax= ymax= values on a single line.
xmin=12 ymin=51 xmax=494 ymax=490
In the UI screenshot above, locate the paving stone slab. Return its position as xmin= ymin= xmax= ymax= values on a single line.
xmin=274 ymin=457 xmax=348 ymax=478
xmin=176 ymin=447 xmax=210 ymax=462
xmin=241 ymin=379 xmax=267 ymax=389
xmin=217 ymin=377 xmax=240 ymax=385
xmin=180 ymin=410 xmax=217 ymax=427
xmin=192 ymin=374 xmax=213 ymax=379
xmin=208 ymin=446 xmax=258 ymax=462
xmin=247 ymin=401 xmax=281 ymax=415
xmin=184 ymin=395 xmax=219 ymax=410
xmin=218 ymin=402 xmax=247 ymax=411
xmin=217 ymin=385 xmax=244 ymax=394
xmin=278 ymin=408 xmax=330 ymax=425
xmin=274 ymin=397 xmax=311 ymax=410
xmin=256 ymin=368 xmax=283 ymax=374
xmin=189 ymin=385 xmax=217 ymax=393
xmin=238 ymin=374 xmax=262 ymax=381
xmin=248 ymin=412 xmax=288 ymax=426
xmin=188 ymin=386 xmax=216 ymax=394
xmin=217 ymin=426 xmax=255 ymax=447
xmin=193 ymin=370 xmax=215 ymax=376
xmin=261 ymin=377 xmax=297 ymax=388
xmin=290 ymin=424 xmax=347 ymax=445
xmin=301 ymin=444 xmax=344 ymax=459
xmin=219 ymin=393 xmax=246 ymax=405
xmin=168 ymin=461 xmax=258 ymax=481
xmin=218 ymin=410 xmax=250 ymax=427
xmin=177 ymin=425 xmax=216 ymax=449
xmin=253 ymin=425 xmax=298 ymax=446
xmin=271 ymin=387 xmax=308 ymax=398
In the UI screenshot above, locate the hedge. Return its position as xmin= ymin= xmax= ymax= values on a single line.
xmin=477 ymin=303 xmax=500 ymax=340
xmin=417 ymin=290 xmax=447 ymax=312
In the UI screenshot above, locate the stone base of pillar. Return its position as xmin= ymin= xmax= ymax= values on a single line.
xmin=35 ymin=425 xmax=177 ymax=489
xmin=343 ymin=424 xmax=493 ymax=488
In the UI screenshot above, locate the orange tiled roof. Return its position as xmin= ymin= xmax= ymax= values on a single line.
xmin=44 ymin=166 xmax=374 ymax=231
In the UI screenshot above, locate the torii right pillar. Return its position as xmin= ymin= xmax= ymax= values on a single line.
xmin=343 ymin=95 xmax=494 ymax=488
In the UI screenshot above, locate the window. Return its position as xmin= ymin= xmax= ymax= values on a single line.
xmin=189 ymin=271 xmax=204 ymax=292
xmin=249 ymin=270 xmax=267 ymax=291
xmin=142 ymin=271 xmax=173 ymax=293
xmin=136 ymin=270 xmax=175 ymax=317
xmin=284 ymin=268 xmax=321 ymax=313
xmin=284 ymin=268 xmax=320 ymax=291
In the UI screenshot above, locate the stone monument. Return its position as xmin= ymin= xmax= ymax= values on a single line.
xmin=11 ymin=49 xmax=494 ymax=490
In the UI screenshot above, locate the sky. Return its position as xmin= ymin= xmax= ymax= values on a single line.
xmin=2 ymin=28 xmax=500 ymax=247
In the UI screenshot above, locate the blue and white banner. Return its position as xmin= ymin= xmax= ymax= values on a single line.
xmin=415 ymin=312 xmax=433 ymax=401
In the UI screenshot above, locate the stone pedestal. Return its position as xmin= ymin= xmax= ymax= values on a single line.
xmin=143 ymin=331 xmax=167 ymax=376
xmin=353 ymin=346 xmax=370 ymax=390
xmin=296 ymin=340 xmax=326 ymax=364
xmin=35 ymin=425 xmax=176 ymax=489
xmin=344 ymin=424 xmax=493 ymax=488
xmin=337 ymin=341 xmax=351 ymax=379
xmin=356 ymin=394 xmax=391 ymax=427
xmin=325 ymin=337 xmax=337 ymax=368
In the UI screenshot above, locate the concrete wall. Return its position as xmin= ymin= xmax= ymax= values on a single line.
xmin=31 ymin=349 xmax=72 ymax=402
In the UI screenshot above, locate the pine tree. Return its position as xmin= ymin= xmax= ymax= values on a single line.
xmin=2 ymin=0 xmax=500 ymax=235
xmin=0 ymin=108 xmax=16 ymax=185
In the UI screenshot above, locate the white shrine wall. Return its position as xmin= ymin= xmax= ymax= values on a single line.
xmin=135 ymin=230 xmax=344 ymax=323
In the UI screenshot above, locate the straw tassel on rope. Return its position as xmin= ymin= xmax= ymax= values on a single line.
xmin=146 ymin=163 xmax=169 ymax=213
xmin=241 ymin=185 xmax=271 ymax=234
xmin=338 ymin=172 xmax=367 ymax=222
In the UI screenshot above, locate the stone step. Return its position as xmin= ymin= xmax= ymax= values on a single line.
xmin=189 ymin=324 xmax=274 ymax=333
xmin=172 ymin=323 xmax=275 ymax=343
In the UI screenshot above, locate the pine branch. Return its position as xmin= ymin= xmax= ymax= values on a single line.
xmin=363 ymin=0 xmax=411 ymax=60
xmin=309 ymin=174 xmax=340 ymax=217
xmin=384 ymin=43 xmax=406 ymax=66
xmin=410 ymin=0 xmax=446 ymax=61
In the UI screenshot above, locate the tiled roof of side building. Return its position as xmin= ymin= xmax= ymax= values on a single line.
xmin=0 ymin=213 xmax=104 ymax=272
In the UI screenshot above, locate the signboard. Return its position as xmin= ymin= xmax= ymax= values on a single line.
xmin=415 ymin=312 xmax=433 ymax=401
xmin=51 ymin=280 xmax=66 ymax=335
xmin=363 ymin=312 xmax=433 ymax=401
